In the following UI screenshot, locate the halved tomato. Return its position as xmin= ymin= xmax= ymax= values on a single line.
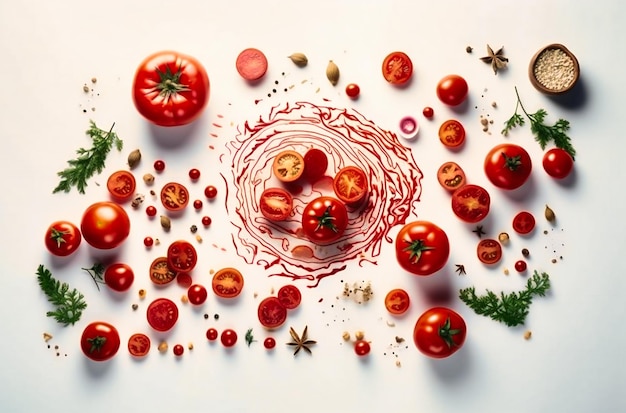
xmin=160 ymin=182 xmax=189 ymax=211
xmin=149 ymin=257 xmax=177 ymax=286
xmin=277 ymin=285 xmax=302 ymax=310
xmin=303 ymin=148 xmax=328 ymax=183
xmin=438 ymin=120 xmax=466 ymax=148
xmin=451 ymin=184 xmax=490 ymax=223
xmin=128 ymin=333 xmax=150 ymax=357
xmin=212 ymin=267 xmax=244 ymax=298
xmin=384 ymin=288 xmax=410 ymax=315
xmin=512 ymin=211 xmax=535 ymax=235
xmin=477 ymin=239 xmax=503 ymax=265
xmin=107 ymin=170 xmax=136 ymax=202
xmin=167 ymin=240 xmax=197 ymax=273
xmin=437 ymin=161 xmax=467 ymax=192
xmin=272 ymin=150 xmax=304 ymax=183
xmin=259 ymin=188 xmax=293 ymax=221
xmin=257 ymin=296 xmax=287 ymax=329
xmin=333 ymin=166 xmax=368 ymax=204
xmin=382 ymin=52 xmax=413 ymax=85
xmin=146 ymin=298 xmax=179 ymax=332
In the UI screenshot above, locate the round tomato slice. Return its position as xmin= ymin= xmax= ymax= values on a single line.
xmin=303 ymin=148 xmax=328 ymax=182
xmin=149 ymin=257 xmax=177 ymax=286
xmin=333 ymin=166 xmax=368 ymax=205
xmin=272 ymin=150 xmax=304 ymax=183
xmin=212 ymin=267 xmax=244 ymax=298
xmin=277 ymin=285 xmax=302 ymax=310
xmin=382 ymin=51 xmax=413 ymax=85
xmin=106 ymin=170 xmax=136 ymax=202
xmin=384 ymin=288 xmax=410 ymax=315
xmin=259 ymin=188 xmax=293 ymax=221
xmin=128 ymin=333 xmax=151 ymax=357
xmin=236 ymin=48 xmax=268 ymax=81
xmin=167 ymin=240 xmax=197 ymax=273
xmin=437 ymin=161 xmax=467 ymax=192
xmin=147 ymin=298 xmax=179 ymax=332
xmin=438 ymin=120 xmax=466 ymax=148
xmin=451 ymin=184 xmax=491 ymax=223
xmin=160 ymin=182 xmax=189 ymax=211
xmin=257 ymin=296 xmax=287 ymax=329
xmin=477 ymin=239 xmax=503 ymax=265
xmin=513 ymin=211 xmax=536 ymax=235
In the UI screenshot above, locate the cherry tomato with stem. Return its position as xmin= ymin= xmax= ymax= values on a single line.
xmin=302 ymin=196 xmax=348 ymax=245
xmin=45 ymin=221 xmax=82 ymax=257
xmin=484 ymin=143 xmax=532 ymax=190
xmin=395 ymin=221 xmax=450 ymax=276
xmin=413 ymin=307 xmax=466 ymax=358
xmin=80 ymin=321 xmax=121 ymax=362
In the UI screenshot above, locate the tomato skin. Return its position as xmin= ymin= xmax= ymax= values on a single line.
xmin=512 ymin=211 xmax=536 ymax=235
xmin=484 ymin=144 xmax=532 ymax=190
xmin=413 ymin=307 xmax=466 ymax=359
xmin=187 ymin=284 xmax=208 ymax=305
xmin=106 ymin=170 xmax=136 ymax=202
xmin=160 ymin=182 xmax=190 ymax=211
xmin=128 ymin=333 xmax=150 ymax=357
xmin=104 ymin=263 xmax=134 ymax=292
xmin=451 ymin=184 xmax=491 ymax=223
xmin=395 ymin=221 xmax=450 ymax=276
xmin=236 ymin=48 xmax=268 ymax=81
xmin=543 ymin=148 xmax=574 ymax=179
xmin=80 ymin=321 xmax=121 ymax=362
xmin=437 ymin=162 xmax=467 ymax=192
xmin=382 ymin=51 xmax=413 ymax=85
xmin=212 ymin=267 xmax=244 ymax=298
xmin=302 ymin=196 xmax=349 ymax=245
xmin=132 ymin=51 xmax=210 ymax=127
xmin=438 ymin=119 xmax=466 ymax=148
xmin=303 ymin=148 xmax=328 ymax=182
xmin=81 ymin=202 xmax=130 ymax=250
xmin=167 ymin=240 xmax=197 ymax=273
xmin=257 ymin=296 xmax=287 ymax=329
xmin=277 ymin=285 xmax=302 ymax=310
xmin=146 ymin=298 xmax=179 ymax=332
xmin=436 ymin=75 xmax=468 ymax=106
xmin=354 ymin=340 xmax=371 ymax=356
xmin=477 ymin=239 xmax=503 ymax=265
xmin=384 ymin=288 xmax=410 ymax=315
xmin=221 ymin=329 xmax=238 ymax=347
xmin=45 ymin=221 xmax=82 ymax=257
xmin=259 ymin=188 xmax=293 ymax=221
xmin=149 ymin=256 xmax=177 ymax=286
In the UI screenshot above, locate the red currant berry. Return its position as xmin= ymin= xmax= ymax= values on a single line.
xmin=263 ymin=337 xmax=276 ymax=349
xmin=143 ymin=237 xmax=154 ymax=247
xmin=202 ymin=216 xmax=212 ymax=226
xmin=193 ymin=200 xmax=203 ymax=210
xmin=173 ymin=344 xmax=184 ymax=356
xmin=146 ymin=205 xmax=157 ymax=217
xmin=189 ymin=168 xmax=201 ymax=180
xmin=206 ymin=328 xmax=218 ymax=341
xmin=154 ymin=160 xmax=165 ymax=172
xmin=515 ymin=260 xmax=528 ymax=273
xmin=423 ymin=107 xmax=434 ymax=118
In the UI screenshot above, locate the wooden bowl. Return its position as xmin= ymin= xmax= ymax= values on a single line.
xmin=529 ymin=44 xmax=580 ymax=95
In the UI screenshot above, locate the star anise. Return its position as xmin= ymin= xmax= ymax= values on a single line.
xmin=472 ymin=225 xmax=486 ymax=238
xmin=455 ymin=264 xmax=466 ymax=275
xmin=480 ymin=45 xmax=508 ymax=74
xmin=287 ymin=326 xmax=316 ymax=356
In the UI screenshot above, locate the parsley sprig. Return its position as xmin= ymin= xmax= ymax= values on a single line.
xmin=53 ymin=121 xmax=123 ymax=194
xmin=459 ymin=271 xmax=550 ymax=327
xmin=502 ymin=87 xmax=576 ymax=159
xmin=36 ymin=265 xmax=87 ymax=326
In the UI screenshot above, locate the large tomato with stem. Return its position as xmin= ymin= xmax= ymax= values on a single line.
xmin=484 ymin=143 xmax=532 ymax=190
xmin=80 ymin=202 xmax=130 ymax=250
xmin=44 ymin=221 xmax=82 ymax=257
xmin=132 ymin=51 xmax=210 ymax=127
xmin=413 ymin=307 xmax=466 ymax=358
xmin=302 ymin=196 xmax=348 ymax=245
xmin=80 ymin=321 xmax=121 ymax=362
xmin=395 ymin=221 xmax=450 ymax=276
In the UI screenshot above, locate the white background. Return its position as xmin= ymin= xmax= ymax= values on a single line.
xmin=1 ymin=1 xmax=625 ymax=412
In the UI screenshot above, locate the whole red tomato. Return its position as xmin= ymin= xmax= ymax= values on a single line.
xmin=413 ymin=307 xmax=466 ymax=358
xmin=395 ymin=221 xmax=450 ymax=276
xmin=104 ymin=263 xmax=134 ymax=292
xmin=484 ymin=143 xmax=532 ymax=190
xmin=80 ymin=321 xmax=121 ymax=362
xmin=132 ymin=51 xmax=210 ymax=127
xmin=44 ymin=221 xmax=82 ymax=256
xmin=80 ymin=202 xmax=130 ymax=249
xmin=436 ymin=75 xmax=468 ymax=106
xmin=542 ymin=148 xmax=574 ymax=179
xmin=302 ymin=196 xmax=348 ymax=245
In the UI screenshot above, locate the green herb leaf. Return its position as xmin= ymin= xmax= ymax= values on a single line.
xmin=53 ymin=121 xmax=123 ymax=194
xmin=82 ymin=263 xmax=106 ymax=291
xmin=36 ymin=265 xmax=87 ymax=326
xmin=245 ymin=328 xmax=256 ymax=347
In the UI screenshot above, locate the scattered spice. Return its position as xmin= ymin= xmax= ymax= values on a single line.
xmin=190 ymin=224 xmax=198 ymax=233
xmin=354 ymin=331 xmax=365 ymax=341
xmin=181 ymin=295 xmax=189 ymax=304
xmin=43 ymin=332 xmax=53 ymax=342
xmin=504 ymin=268 xmax=510 ymax=276
xmin=472 ymin=225 xmax=486 ymax=238
xmin=522 ymin=248 xmax=530 ymax=257
xmin=131 ymin=194 xmax=145 ymax=208
xmin=132 ymin=304 xmax=138 ymax=311
xmin=195 ymin=234 xmax=203 ymax=243
xmin=498 ymin=232 xmax=510 ymax=244
xmin=524 ymin=330 xmax=532 ymax=340
xmin=395 ymin=336 xmax=405 ymax=344
xmin=138 ymin=289 xmax=146 ymax=299
xmin=342 ymin=331 xmax=351 ymax=341
xmin=143 ymin=173 xmax=155 ymax=185
xmin=480 ymin=45 xmax=508 ymax=74
xmin=287 ymin=326 xmax=317 ymax=356
xmin=160 ymin=215 xmax=171 ymax=231
xmin=544 ymin=205 xmax=556 ymax=222
xmin=326 ymin=60 xmax=340 ymax=86
xmin=455 ymin=264 xmax=466 ymax=275
xmin=127 ymin=149 xmax=141 ymax=169
xmin=343 ymin=281 xmax=373 ymax=303
xmin=288 ymin=53 xmax=308 ymax=67
xmin=465 ymin=46 xmax=473 ymax=53
xmin=82 ymin=84 xmax=90 ymax=93
xmin=158 ymin=341 xmax=168 ymax=353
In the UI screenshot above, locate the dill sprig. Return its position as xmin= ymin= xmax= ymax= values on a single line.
xmin=36 ymin=265 xmax=87 ymax=326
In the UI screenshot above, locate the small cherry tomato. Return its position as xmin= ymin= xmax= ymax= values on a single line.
xmin=277 ymin=285 xmax=302 ymax=310
xmin=221 ymin=329 xmax=238 ymax=347
xmin=354 ymin=340 xmax=371 ymax=356
xmin=384 ymin=288 xmax=410 ymax=315
xmin=173 ymin=344 xmax=184 ymax=356
xmin=128 ymin=333 xmax=150 ymax=357
xmin=413 ymin=307 xmax=466 ymax=358
xmin=513 ymin=211 xmax=536 ymax=235
xmin=212 ymin=267 xmax=244 ymax=298
xmin=154 ymin=160 xmax=165 ymax=171
xmin=160 ymin=182 xmax=190 ymax=211
xmin=451 ymin=184 xmax=491 ymax=223
xmin=515 ymin=260 xmax=528 ymax=273
xmin=106 ymin=170 xmax=137 ymax=202
xmin=104 ymin=263 xmax=134 ymax=292
xmin=436 ymin=74 xmax=468 ymax=106
xmin=259 ymin=188 xmax=293 ymax=221
xmin=345 ymin=83 xmax=360 ymax=98
xmin=236 ymin=48 xmax=268 ymax=81
xmin=303 ymin=148 xmax=328 ymax=183
xmin=257 ymin=296 xmax=287 ymax=329
xmin=543 ymin=148 xmax=574 ymax=179
xmin=143 ymin=236 xmax=154 ymax=247
xmin=202 ymin=216 xmax=212 ymax=226
xmin=188 ymin=168 xmax=201 ymax=180
xmin=204 ymin=185 xmax=218 ymax=199
xmin=146 ymin=298 xmax=179 ymax=332
xmin=206 ymin=328 xmax=218 ymax=341
xmin=437 ymin=161 xmax=467 ymax=192
xmin=167 ymin=240 xmax=197 ymax=273
xmin=382 ymin=51 xmax=413 ymax=85
xmin=80 ymin=321 xmax=121 ymax=362
xmin=81 ymin=202 xmax=130 ymax=250
xmin=146 ymin=205 xmax=157 ymax=217
xmin=187 ymin=284 xmax=208 ymax=305
xmin=44 ymin=221 xmax=82 ymax=257
xmin=423 ymin=107 xmax=434 ymax=118
xmin=264 ymin=337 xmax=276 ymax=349
xmin=193 ymin=199 xmax=203 ymax=210
xmin=333 ymin=166 xmax=368 ymax=205
xmin=477 ymin=239 xmax=503 ymax=265
xmin=438 ymin=119 xmax=466 ymax=148
xmin=273 ymin=150 xmax=304 ymax=182
xmin=149 ymin=256 xmax=177 ymax=286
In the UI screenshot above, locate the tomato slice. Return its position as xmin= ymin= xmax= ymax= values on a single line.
xmin=160 ymin=182 xmax=189 ymax=211
xmin=257 ymin=296 xmax=287 ymax=329
xmin=451 ymin=184 xmax=491 ymax=223
xmin=382 ymin=52 xmax=413 ymax=85
xmin=212 ymin=267 xmax=244 ymax=298
xmin=176 ymin=272 xmax=193 ymax=288
xmin=128 ymin=333 xmax=151 ymax=357
xmin=333 ymin=166 xmax=368 ymax=204
xmin=277 ymin=285 xmax=302 ymax=310
xmin=384 ymin=288 xmax=410 ymax=315
xmin=437 ymin=161 xmax=467 ymax=192
xmin=272 ymin=150 xmax=305 ymax=183
xmin=149 ymin=257 xmax=177 ymax=286
xmin=477 ymin=239 xmax=503 ymax=265
xmin=107 ymin=170 xmax=136 ymax=202
xmin=146 ymin=298 xmax=179 ymax=332
xmin=513 ymin=211 xmax=536 ymax=235
xmin=438 ymin=120 xmax=466 ymax=148
xmin=303 ymin=148 xmax=328 ymax=182
xmin=259 ymin=188 xmax=293 ymax=221
xmin=167 ymin=240 xmax=197 ymax=273
xmin=236 ymin=48 xmax=268 ymax=81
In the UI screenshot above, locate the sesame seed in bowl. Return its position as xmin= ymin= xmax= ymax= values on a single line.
xmin=529 ymin=44 xmax=580 ymax=95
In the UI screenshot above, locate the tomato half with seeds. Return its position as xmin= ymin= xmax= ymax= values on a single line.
xmin=132 ymin=51 xmax=210 ymax=127
xmin=160 ymin=182 xmax=189 ymax=211
xmin=333 ymin=166 xmax=368 ymax=204
xmin=45 ymin=221 xmax=82 ymax=257
xmin=149 ymin=257 xmax=177 ymax=286
xmin=212 ymin=267 xmax=244 ymax=298
xmin=436 ymin=74 xmax=468 ymax=106
xmin=413 ymin=307 xmax=466 ymax=359
xmin=438 ymin=119 xmax=466 ymax=148
xmin=147 ymin=298 xmax=179 ymax=332
xmin=80 ymin=321 xmax=121 ymax=362
xmin=451 ymin=184 xmax=491 ymax=223
xmin=395 ymin=221 xmax=450 ymax=276
xmin=278 ymin=285 xmax=302 ymax=310
xmin=167 ymin=240 xmax=197 ymax=273
xmin=81 ymin=202 xmax=131 ymax=250
xmin=476 ymin=239 xmax=503 ymax=265
xmin=303 ymin=148 xmax=328 ymax=182
xmin=128 ymin=333 xmax=150 ymax=358
xmin=104 ymin=263 xmax=134 ymax=292
xmin=272 ymin=150 xmax=304 ymax=183
xmin=512 ymin=211 xmax=536 ymax=235
xmin=382 ymin=52 xmax=413 ymax=85
xmin=236 ymin=48 xmax=268 ymax=81
xmin=384 ymin=288 xmax=410 ymax=315
xmin=302 ymin=196 xmax=349 ymax=245
xmin=106 ymin=170 xmax=136 ymax=202
xmin=437 ymin=162 xmax=467 ymax=192
xmin=257 ymin=296 xmax=287 ymax=329
xmin=484 ymin=143 xmax=532 ymax=190
xmin=259 ymin=188 xmax=293 ymax=221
